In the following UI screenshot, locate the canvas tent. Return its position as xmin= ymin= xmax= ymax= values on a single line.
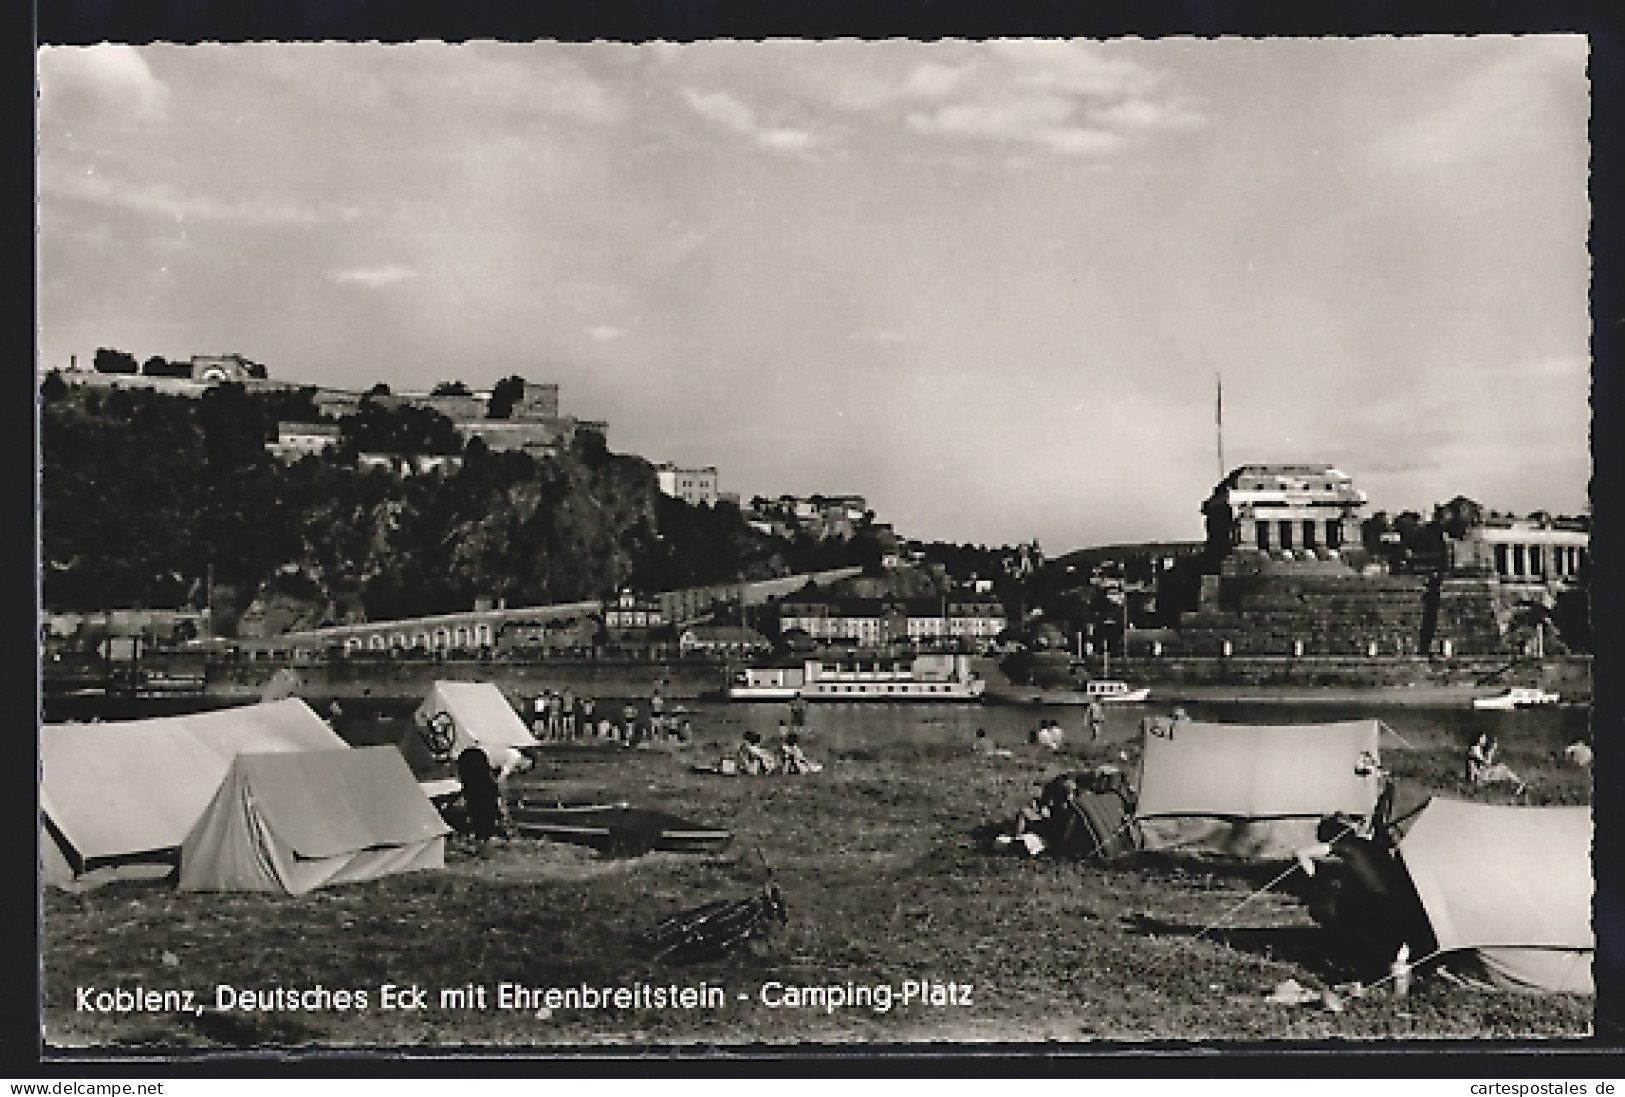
xmin=397 ymin=680 xmax=538 ymax=796
xmin=42 ymin=698 xmax=348 ymax=890
xmin=1397 ymin=799 xmax=1593 ymax=994
xmin=1134 ymin=718 xmax=1383 ymax=859
xmin=180 ymin=746 xmax=449 ymax=894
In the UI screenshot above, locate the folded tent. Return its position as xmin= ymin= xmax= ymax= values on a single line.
xmin=180 ymin=746 xmax=449 ymax=894
xmin=42 ymin=698 xmax=348 ymax=890
xmin=1397 ymin=799 xmax=1593 ymax=994
xmin=397 ymin=680 xmax=539 ymax=796
xmin=1134 ymin=717 xmax=1383 ymax=859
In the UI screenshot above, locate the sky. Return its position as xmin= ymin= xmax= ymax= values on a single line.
xmin=36 ymin=37 xmax=1592 ymax=552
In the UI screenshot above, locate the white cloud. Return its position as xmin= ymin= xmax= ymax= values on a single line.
xmin=813 ymin=40 xmax=1202 ymax=157
xmin=587 ymin=325 xmax=626 ymax=342
xmin=39 ymin=45 xmax=170 ymax=124
xmin=330 ymin=265 xmax=418 ymax=287
xmin=907 ymin=93 xmax=1125 ymax=157
xmin=680 ymin=87 xmax=826 ymax=156
xmin=42 ymin=166 xmax=358 ymax=225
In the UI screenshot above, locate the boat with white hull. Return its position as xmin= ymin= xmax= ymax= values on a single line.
xmin=729 ymin=653 xmax=985 ymax=703
xmin=987 ymin=679 xmax=1150 ymax=705
xmin=1472 ymin=687 xmax=1561 ymax=710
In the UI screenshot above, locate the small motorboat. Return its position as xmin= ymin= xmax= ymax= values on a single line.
xmin=1082 ymin=680 xmax=1151 ymax=704
xmin=1472 ymin=687 xmax=1561 ymax=710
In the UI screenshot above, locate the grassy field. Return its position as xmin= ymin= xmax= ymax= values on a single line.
xmin=43 ymin=701 xmax=1593 ymax=1049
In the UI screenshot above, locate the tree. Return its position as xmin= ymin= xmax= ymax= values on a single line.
xmin=1432 ymin=496 xmax=1485 ymax=541
xmin=431 ymin=380 xmax=471 ymax=397
xmin=367 ymin=382 xmax=391 ymax=397
xmin=487 ymin=375 xmax=526 ymax=419
xmin=93 ymin=347 xmax=138 ymax=374
xmin=141 ymin=355 xmax=192 ymax=378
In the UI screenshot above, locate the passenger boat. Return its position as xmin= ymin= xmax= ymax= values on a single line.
xmin=1472 ymin=687 xmax=1561 ymax=710
xmin=728 ymin=653 xmax=985 ymax=702
xmin=985 ymin=679 xmax=1151 ymax=705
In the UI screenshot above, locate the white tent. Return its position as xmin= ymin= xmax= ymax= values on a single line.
xmin=42 ymin=698 xmax=347 ymax=890
xmin=180 ymin=747 xmax=449 ymax=894
xmin=1135 ymin=718 xmax=1384 ymax=859
xmin=1398 ymin=799 xmax=1593 ymax=994
xmin=397 ymin=681 xmax=538 ymax=796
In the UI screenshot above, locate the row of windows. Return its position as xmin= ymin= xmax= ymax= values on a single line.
xmin=815 ymin=683 xmax=962 ymax=693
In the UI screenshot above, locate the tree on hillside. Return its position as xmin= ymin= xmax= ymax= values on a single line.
xmin=367 ymin=382 xmax=391 ymax=397
xmin=431 ymin=380 xmax=471 ymax=397
xmin=141 ymin=355 xmax=190 ymax=377
xmin=341 ymin=399 xmax=463 ymax=456
xmin=487 ymin=375 xmax=526 ymax=419
xmin=93 ymin=347 xmax=138 ymax=374
xmin=1433 ymin=495 xmax=1485 ymax=540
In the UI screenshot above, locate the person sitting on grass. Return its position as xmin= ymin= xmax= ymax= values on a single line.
xmin=1564 ymin=739 xmax=1594 ymax=767
xmin=1004 ymin=774 xmax=1080 ymax=855
xmin=737 ymin=730 xmax=778 ymax=775
xmin=1466 ymin=732 xmax=1526 ymax=794
xmin=780 ymin=732 xmax=823 ymax=775
xmin=1034 ymin=719 xmax=1065 ymax=752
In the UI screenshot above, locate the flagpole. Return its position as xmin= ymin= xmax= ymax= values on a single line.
xmin=1216 ymin=373 xmax=1225 ymax=480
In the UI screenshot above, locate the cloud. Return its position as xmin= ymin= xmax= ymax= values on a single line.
xmin=330 ymin=265 xmax=418 ymax=288
xmin=587 ymin=325 xmax=625 ymax=341
xmin=39 ymin=45 xmax=170 ymax=124
xmin=42 ymin=166 xmax=358 ymax=225
xmin=680 ymin=87 xmax=826 ymax=155
xmin=818 ymin=40 xmax=1203 ymax=157
xmin=909 ymin=96 xmax=1125 ymax=156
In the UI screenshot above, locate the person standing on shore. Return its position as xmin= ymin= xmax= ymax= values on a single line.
xmin=650 ymin=686 xmax=666 ymax=737
xmin=561 ymin=685 xmax=577 ymax=740
xmin=532 ymin=692 xmax=548 ymax=739
xmin=1084 ymin=699 xmax=1105 ymax=742
xmin=789 ymin=693 xmax=808 ymax=731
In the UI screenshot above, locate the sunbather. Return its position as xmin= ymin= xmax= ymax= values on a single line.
xmin=780 ymin=732 xmax=823 ymax=774
xmin=737 ymin=730 xmax=778 ymax=775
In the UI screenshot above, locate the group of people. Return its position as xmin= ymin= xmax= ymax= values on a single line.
xmin=727 ymin=727 xmax=823 ymax=776
xmin=531 ymin=687 xmax=691 ymax=746
xmin=1023 ymin=700 xmax=1109 ymax=752
xmin=531 ymin=687 xmax=589 ymax=740
xmin=999 ymin=764 xmax=1140 ymax=858
xmin=1030 ymin=720 xmax=1067 ymax=751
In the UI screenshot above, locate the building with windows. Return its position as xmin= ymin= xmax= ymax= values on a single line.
xmin=1448 ymin=518 xmax=1589 ymax=589
xmin=778 ymin=591 xmax=1007 ymax=650
xmin=678 ymin=625 xmax=772 ymax=656
xmin=265 ymin=421 xmax=341 ymax=462
xmin=655 ymin=464 xmax=720 ymax=506
xmin=1202 ymin=464 xmax=1366 ymax=559
xmin=602 ymin=590 xmax=666 ymax=632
